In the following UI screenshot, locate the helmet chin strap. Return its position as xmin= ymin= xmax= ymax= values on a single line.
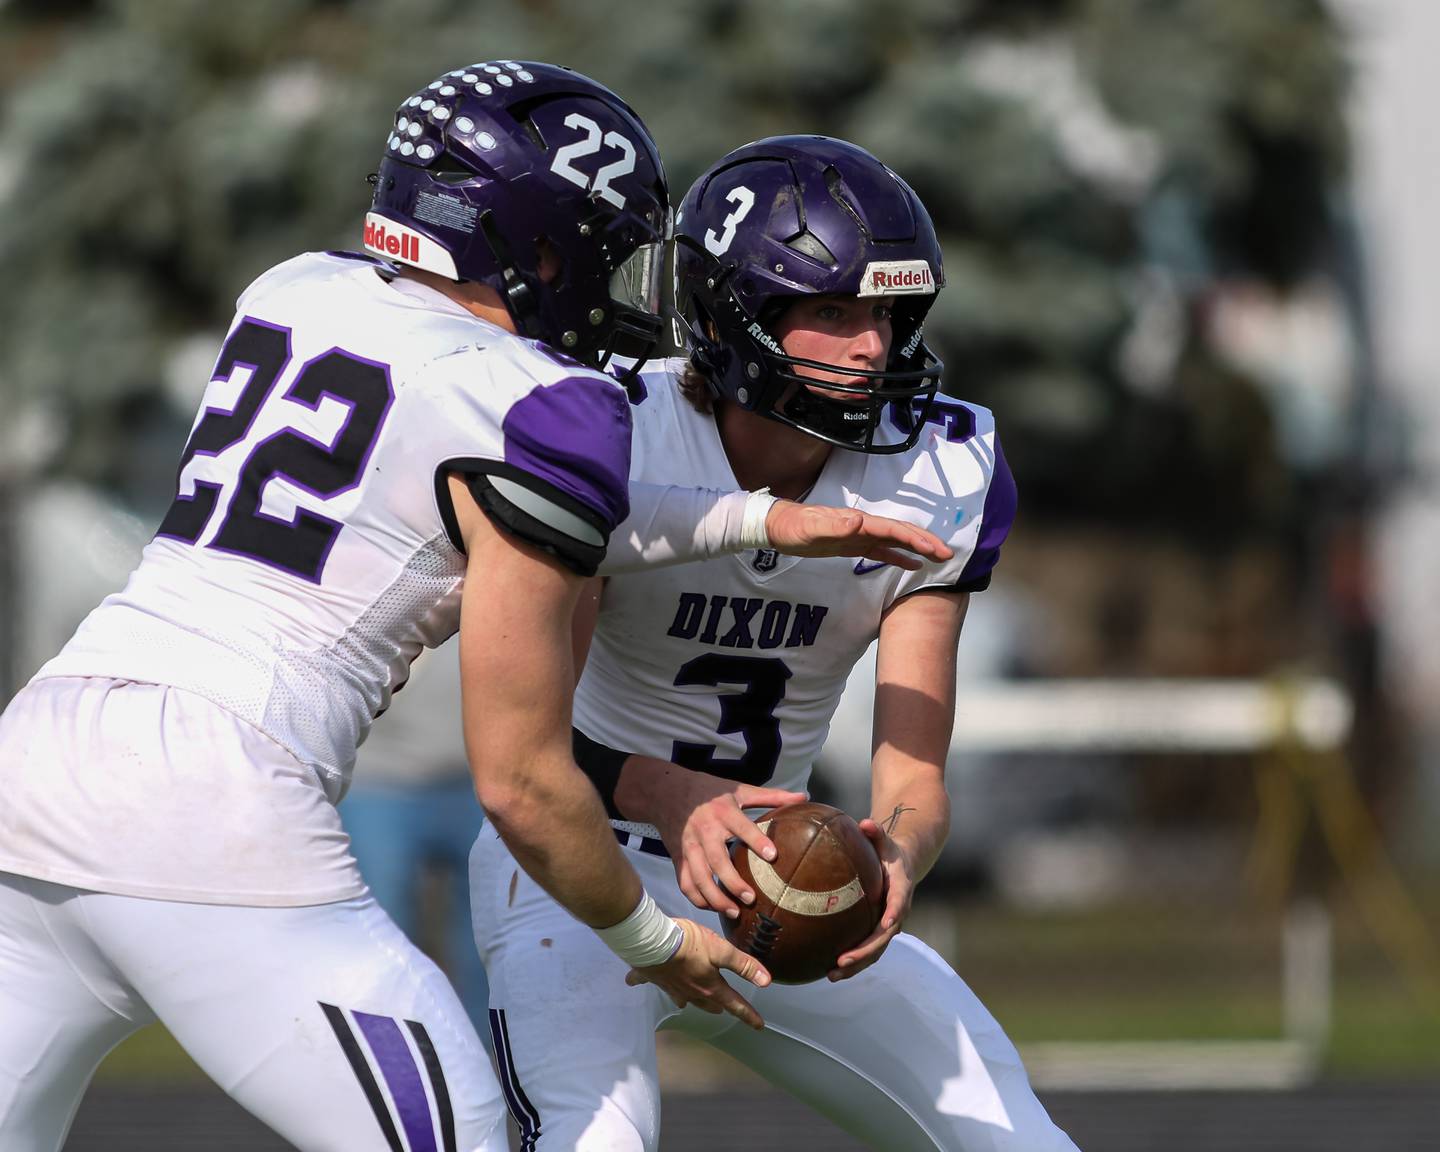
xmin=600 ymin=304 xmax=666 ymax=392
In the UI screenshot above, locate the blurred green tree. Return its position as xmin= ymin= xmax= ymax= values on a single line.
xmin=0 ymin=0 xmax=1354 ymax=542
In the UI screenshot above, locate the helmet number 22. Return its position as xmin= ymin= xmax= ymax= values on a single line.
xmin=550 ymin=113 xmax=636 ymax=209
xmin=703 ymin=186 xmax=755 ymax=256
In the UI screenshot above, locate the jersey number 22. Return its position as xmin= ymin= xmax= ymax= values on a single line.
xmin=157 ymin=318 xmax=393 ymax=583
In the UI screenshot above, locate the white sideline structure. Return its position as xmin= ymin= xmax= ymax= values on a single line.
xmin=898 ymin=677 xmax=1350 ymax=1091
xmin=949 ymin=678 xmax=1352 ymax=755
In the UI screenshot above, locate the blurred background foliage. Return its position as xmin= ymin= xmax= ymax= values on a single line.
xmin=0 ymin=0 xmax=1397 ymax=816
xmin=0 ymin=0 xmax=1394 ymax=858
xmin=0 ymin=0 xmax=1362 ymax=530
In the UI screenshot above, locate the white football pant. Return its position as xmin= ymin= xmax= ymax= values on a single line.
xmin=471 ymin=827 xmax=1080 ymax=1151
xmin=0 ymin=871 xmax=506 ymax=1152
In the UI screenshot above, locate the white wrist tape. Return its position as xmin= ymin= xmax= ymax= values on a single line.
xmin=739 ymin=488 xmax=776 ymax=550
xmin=594 ymin=891 xmax=685 ymax=968
xmin=690 ymin=488 xmax=775 ymax=557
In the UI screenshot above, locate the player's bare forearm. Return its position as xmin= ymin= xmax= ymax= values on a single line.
xmin=481 ymin=744 xmax=643 ymax=928
xmin=868 ymin=759 xmax=951 ymax=884
xmin=868 ymin=588 xmax=968 ymax=884
xmin=834 ymin=760 xmax=949 ymax=978
xmin=452 ymin=476 xmax=643 ymax=929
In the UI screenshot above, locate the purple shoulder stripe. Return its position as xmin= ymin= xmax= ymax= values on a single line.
xmin=501 ymin=375 xmax=632 ymax=530
xmin=957 ymin=435 xmax=1017 ymax=588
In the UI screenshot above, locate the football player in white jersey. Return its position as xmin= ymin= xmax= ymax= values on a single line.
xmin=0 ymin=69 xmax=952 ymax=1152
xmin=470 ymin=137 xmax=1081 ymax=1149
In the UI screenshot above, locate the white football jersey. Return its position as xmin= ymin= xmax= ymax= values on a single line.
xmin=573 ymin=359 xmax=1017 ymax=798
xmin=35 ymin=251 xmax=635 ymax=797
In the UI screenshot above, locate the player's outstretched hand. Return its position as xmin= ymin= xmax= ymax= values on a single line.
xmin=828 ymin=817 xmax=916 ymax=981
xmin=765 ymin=501 xmax=952 ymax=571
xmin=625 ymin=918 xmax=771 ymax=1030
xmin=642 ymin=760 xmax=806 ymax=919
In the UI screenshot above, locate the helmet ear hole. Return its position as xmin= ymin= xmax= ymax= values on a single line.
xmin=695 ymin=302 xmax=719 ymax=344
xmin=681 ymin=296 xmax=719 ymax=347
xmin=534 ymin=236 xmax=565 ymax=285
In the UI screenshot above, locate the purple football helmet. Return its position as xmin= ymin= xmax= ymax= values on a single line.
xmin=366 ymin=61 xmax=668 ymax=368
xmin=674 ymin=136 xmax=944 ymax=453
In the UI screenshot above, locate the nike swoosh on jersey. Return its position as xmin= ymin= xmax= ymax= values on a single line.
xmin=852 ymin=559 xmax=889 ymax=575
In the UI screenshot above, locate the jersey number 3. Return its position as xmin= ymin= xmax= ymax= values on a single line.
xmin=156 ymin=317 xmax=394 ymax=583
xmin=670 ymin=654 xmax=792 ymax=786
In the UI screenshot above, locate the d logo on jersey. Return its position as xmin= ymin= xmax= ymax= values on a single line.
xmin=752 ymin=548 xmax=778 ymax=573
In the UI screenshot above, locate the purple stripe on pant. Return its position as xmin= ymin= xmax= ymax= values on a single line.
xmin=354 ymin=1010 xmax=438 ymax=1152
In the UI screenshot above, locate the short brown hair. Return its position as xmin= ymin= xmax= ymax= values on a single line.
xmin=677 ymin=360 xmax=716 ymax=415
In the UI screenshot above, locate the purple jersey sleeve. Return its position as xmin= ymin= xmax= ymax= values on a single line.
xmin=500 ymin=375 xmax=632 ymax=531
xmin=440 ymin=372 xmax=634 ymax=577
xmin=955 ymin=434 xmax=1017 ymax=592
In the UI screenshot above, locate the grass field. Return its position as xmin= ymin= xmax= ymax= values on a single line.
xmin=944 ymin=893 xmax=1440 ymax=1077
xmin=94 ymin=891 xmax=1440 ymax=1085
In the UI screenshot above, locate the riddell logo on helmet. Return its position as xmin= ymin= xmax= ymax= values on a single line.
xmin=858 ymin=261 xmax=935 ymax=297
xmin=362 ymin=213 xmax=459 ymax=279
xmin=747 ymin=321 xmax=784 ymax=355
xmin=364 ymin=218 xmax=422 ymax=263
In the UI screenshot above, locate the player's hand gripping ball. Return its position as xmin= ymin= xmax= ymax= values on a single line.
xmin=724 ymin=802 xmax=885 ymax=984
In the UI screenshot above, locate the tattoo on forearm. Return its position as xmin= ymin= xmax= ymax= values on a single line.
xmin=882 ymin=804 xmax=915 ymax=836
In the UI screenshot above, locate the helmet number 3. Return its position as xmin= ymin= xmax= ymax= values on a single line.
xmin=703 ymin=186 xmax=755 ymax=256
xmin=550 ymin=112 xmax=636 ymax=209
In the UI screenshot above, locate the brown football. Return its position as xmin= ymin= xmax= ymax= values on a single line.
xmin=723 ymin=801 xmax=885 ymax=984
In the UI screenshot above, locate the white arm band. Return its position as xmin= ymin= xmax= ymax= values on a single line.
xmin=593 ymin=891 xmax=685 ymax=967
xmin=599 ymin=482 xmax=777 ymax=574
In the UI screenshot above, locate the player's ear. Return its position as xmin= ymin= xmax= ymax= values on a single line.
xmin=536 ymin=237 xmax=564 ymax=285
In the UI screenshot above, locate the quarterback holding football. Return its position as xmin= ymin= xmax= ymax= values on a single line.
xmin=470 ymin=136 xmax=1080 ymax=1150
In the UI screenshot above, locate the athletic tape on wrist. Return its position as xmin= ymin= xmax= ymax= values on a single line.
xmin=739 ymin=488 xmax=776 ymax=551
xmin=594 ymin=891 xmax=685 ymax=968
xmin=697 ymin=488 xmax=775 ymax=557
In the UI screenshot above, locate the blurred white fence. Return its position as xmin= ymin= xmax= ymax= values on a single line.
xmin=823 ymin=673 xmax=1353 ymax=1091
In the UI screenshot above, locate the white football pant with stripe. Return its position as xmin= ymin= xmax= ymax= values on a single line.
xmin=0 ymin=873 xmax=505 ymax=1152
xmin=472 ymin=827 xmax=1080 ymax=1152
